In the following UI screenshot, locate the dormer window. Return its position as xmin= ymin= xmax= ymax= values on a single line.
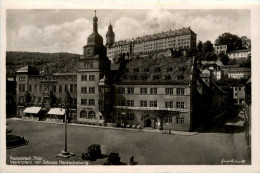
xmin=154 ymin=67 xmax=161 ymax=73
xmin=167 ymin=67 xmax=173 ymax=72
xmin=144 ymin=68 xmax=149 ymax=72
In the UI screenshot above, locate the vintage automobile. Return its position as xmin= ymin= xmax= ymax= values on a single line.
xmin=6 ymin=135 xmax=29 ymax=149
xmin=82 ymin=144 xmax=102 ymax=161
xmin=104 ymin=153 xmax=121 ymax=165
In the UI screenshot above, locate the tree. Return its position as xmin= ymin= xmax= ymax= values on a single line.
xmin=239 ymin=57 xmax=251 ymax=68
xmin=241 ymin=36 xmax=251 ymax=49
xmin=155 ymin=110 xmax=168 ymax=130
xmin=24 ymin=91 xmax=31 ymax=106
xmin=219 ymin=52 xmax=230 ymax=65
xmin=197 ymin=40 xmax=203 ymax=52
xmin=49 ymin=90 xmax=56 ymax=107
xmin=202 ymin=40 xmax=213 ymax=53
xmin=215 ymin=33 xmax=242 ymax=52
xmin=205 ymin=52 xmax=218 ymax=61
xmin=186 ymin=47 xmax=197 ymax=57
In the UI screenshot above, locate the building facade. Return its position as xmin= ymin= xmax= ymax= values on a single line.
xmin=214 ymin=45 xmax=227 ymax=55
xmin=106 ymin=26 xmax=197 ymax=62
xmin=77 ymin=13 xmax=112 ymax=125
xmin=227 ymin=49 xmax=251 ymax=59
xmin=16 ymin=65 xmax=77 ymax=119
xmin=13 ymin=12 xmax=228 ymax=132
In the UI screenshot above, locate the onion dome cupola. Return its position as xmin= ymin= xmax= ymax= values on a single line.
xmin=106 ymin=22 xmax=115 ymax=47
xmin=86 ymin=10 xmax=103 ymax=46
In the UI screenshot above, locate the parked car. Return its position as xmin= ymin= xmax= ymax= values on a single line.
xmin=6 ymin=135 xmax=29 ymax=149
xmin=104 ymin=153 xmax=121 ymax=165
xmin=82 ymin=144 xmax=101 ymax=161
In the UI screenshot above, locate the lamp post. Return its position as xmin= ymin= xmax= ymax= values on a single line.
xmin=57 ymin=91 xmax=75 ymax=158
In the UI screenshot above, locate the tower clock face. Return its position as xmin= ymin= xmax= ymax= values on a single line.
xmin=87 ymin=47 xmax=94 ymax=57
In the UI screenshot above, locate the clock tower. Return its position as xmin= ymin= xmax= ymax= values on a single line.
xmin=77 ymin=11 xmax=111 ymax=124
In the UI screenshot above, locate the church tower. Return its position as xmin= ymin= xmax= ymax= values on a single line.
xmin=77 ymin=10 xmax=111 ymax=124
xmin=106 ymin=22 xmax=115 ymax=47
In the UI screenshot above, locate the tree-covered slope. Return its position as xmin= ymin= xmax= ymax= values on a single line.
xmin=6 ymin=51 xmax=80 ymax=76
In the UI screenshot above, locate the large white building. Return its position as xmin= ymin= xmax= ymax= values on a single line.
xmin=106 ymin=25 xmax=197 ymax=61
xmin=214 ymin=45 xmax=227 ymax=55
xmin=227 ymin=49 xmax=251 ymax=59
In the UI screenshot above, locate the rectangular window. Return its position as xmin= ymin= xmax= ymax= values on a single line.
xmin=53 ymin=86 xmax=56 ymax=92
xmin=70 ymin=85 xmax=73 ymax=93
xmin=19 ymin=76 xmax=25 ymax=81
xmin=118 ymin=87 xmax=125 ymax=94
xmin=81 ymin=75 xmax=87 ymax=81
xmin=19 ymin=84 xmax=25 ymax=92
xmin=73 ymin=98 xmax=77 ymax=105
xmin=28 ymin=85 xmax=32 ymax=92
xmin=127 ymin=87 xmax=134 ymax=94
xmin=165 ymin=116 xmax=173 ymax=123
xmin=140 ymin=88 xmax=147 ymax=94
xmin=74 ymin=85 xmax=77 ymax=93
xmin=127 ymin=100 xmax=134 ymax=107
xmin=165 ymin=88 xmax=173 ymax=95
xmin=81 ymin=99 xmax=87 ymax=105
xmin=150 ymin=88 xmax=157 ymax=94
xmin=165 ymin=101 xmax=173 ymax=108
xmin=89 ymin=99 xmax=95 ymax=106
xmin=140 ymin=100 xmax=147 ymax=107
xmin=65 ymin=85 xmax=68 ymax=92
xmin=89 ymin=75 xmax=95 ymax=81
xmin=81 ymin=87 xmax=87 ymax=94
xmin=127 ymin=114 xmax=135 ymax=120
xmin=181 ymin=117 xmax=185 ymax=124
xmin=176 ymin=116 xmax=180 ymax=124
xmin=118 ymin=100 xmax=125 ymax=106
xmin=176 ymin=102 xmax=185 ymax=109
xmin=150 ymin=101 xmax=157 ymax=107
xmin=34 ymin=85 xmax=37 ymax=92
xmin=89 ymin=87 xmax=95 ymax=94
xmin=59 ymin=86 xmax=62 ymax=93
xmin=177 ymin=88 xmax=185 ymax=95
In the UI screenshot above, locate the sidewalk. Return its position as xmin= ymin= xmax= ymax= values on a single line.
xmin=8 ymin=118 xmax=199 ymax=136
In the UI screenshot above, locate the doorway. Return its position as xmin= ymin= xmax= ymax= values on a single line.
xmin=145 ymin=119 xmax=152 ymax=127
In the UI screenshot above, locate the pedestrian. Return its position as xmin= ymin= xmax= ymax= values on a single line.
xmin=130 ymin=156 xmax=134 ymax=165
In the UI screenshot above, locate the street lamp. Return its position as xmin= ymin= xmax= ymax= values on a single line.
xmin=57 ymin=101 xmax=75 ymax=158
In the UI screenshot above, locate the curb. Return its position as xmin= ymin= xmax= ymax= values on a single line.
xmin=8 ymin=118 xmax=199 ymax=136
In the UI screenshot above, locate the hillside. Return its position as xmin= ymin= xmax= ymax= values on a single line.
xmin=6 ymin=51 xmax=80 ymax=77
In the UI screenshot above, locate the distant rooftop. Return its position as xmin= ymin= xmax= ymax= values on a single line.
xmin=228 ymin=49 xmax=251 ymax=53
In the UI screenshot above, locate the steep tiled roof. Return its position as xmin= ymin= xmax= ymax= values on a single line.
xmin=115 ymin=56 xmax=194 ymax=85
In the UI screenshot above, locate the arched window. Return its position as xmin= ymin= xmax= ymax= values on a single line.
xmin=80 ymin=110 xmax=87 ymax=118
xmin=88 ymin=111 xmax=96 ymax=119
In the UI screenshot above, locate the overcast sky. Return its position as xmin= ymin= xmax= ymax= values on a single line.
xmin=6 ymin=9 xmax=250 ymax=54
